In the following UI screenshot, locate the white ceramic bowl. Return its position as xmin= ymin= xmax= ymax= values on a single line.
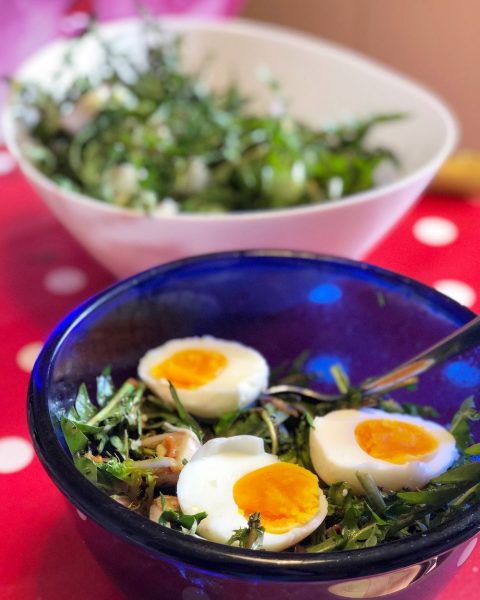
xmin=3 ymin=18 xmax=458 ymax=278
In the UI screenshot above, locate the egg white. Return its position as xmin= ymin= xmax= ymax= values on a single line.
xmin=138 ymin=336 xmax=269 ymax=419
xmin=177 ymin=435 xmax=328 ymax=551
xmin=309 ymin=408 xmax=458 ymax=493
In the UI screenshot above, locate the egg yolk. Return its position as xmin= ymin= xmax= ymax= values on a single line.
xmin=150 ymin=348 xmax=227 ymax=389
xmin=355 ymin=418 xmax=439 ymax=464
xmin=233 ymin=462 xmax=320 ymax=534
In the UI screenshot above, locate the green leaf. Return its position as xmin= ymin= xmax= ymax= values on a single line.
xmin=279 ymin=416 xmax=314 ymax=470
xmin=368 ymin=505 xmax=388 ymax=526
xmin=110 ymin=435 xmax=126 ymax=454
xmin=86 ymin=380 xmax=137 ymax=426
xmin=433 ymin=462 xmax=480 ymax=484
xmin=340 ymin=520 xmax=387 ymax=550
xmin=399 ymin=402 xmax=439 ymax=419
xmin=103 ymin=458 xmax=150 ymax=481
xmin=356 ymin=471 xmax=387 ymax=515
xmin=450 ymin=396 xmax=480 ymax=450
xmin=168 ymin=382 xmax=204 ymax=442
xmin=61 ymin=416 xmax=89 ymax=455
xmin=450 ymin=482 xmax=480 ymax=507
xmin=70 ymin=421 xmax=103 ymax=434
xmin=465 ymin=443 xmax=480 ymax=456
xmin=99 ymin=458 xmax=157 ymax=513
xmin=74 ymin=383 xmax=98 ymax=422
xmin=159 ymin=510 xmax=207 ymax=535
xmin=397 ymin=486 xmax=463 ymax=506
xmin=214 ymin=410 xmax=242 ymax=436
xmin=74 ymin=455 xmax=98 ymax=483
xmin=330 ymin=364 xmax=350 ymax=395
xmin=327 ymin=482 xmax=353 ymax=508
xmin=304 ymin=409 xmax=315 ymax=428
xmin=306 ymin=535 xmax=344 ymax=553
xmin=228 ymin=512 xmax=265 ymax=549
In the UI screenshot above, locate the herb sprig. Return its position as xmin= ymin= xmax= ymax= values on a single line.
xmin=228 ymin=512 xmax=265 ymax=550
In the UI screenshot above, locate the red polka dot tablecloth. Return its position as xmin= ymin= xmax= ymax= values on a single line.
xmin=0 ymin=146 xmax=479 ymax=599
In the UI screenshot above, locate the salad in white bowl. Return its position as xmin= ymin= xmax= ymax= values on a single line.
xmin=3 ymin=16 xmax=458 ymax=276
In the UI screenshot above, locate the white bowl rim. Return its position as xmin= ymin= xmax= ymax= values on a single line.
xmin=2 ymin=15 xmax=459 ymax=223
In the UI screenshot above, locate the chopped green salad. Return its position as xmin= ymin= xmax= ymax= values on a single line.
xmin=60 ymin=337 xmax=480 ymax=553
xmin=12 ymin=18 xmax=404 ymax=214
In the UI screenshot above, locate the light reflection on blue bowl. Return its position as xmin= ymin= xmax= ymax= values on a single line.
xmin=305 ymin=354 xmax=350 ymax=384
xmin=444 ymin=361 xmax=480 ymax=388
xmin=308 ymin=282 xmax=343 ymax=304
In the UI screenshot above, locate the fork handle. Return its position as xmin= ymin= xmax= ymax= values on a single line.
xmin=361 ymin=315 xmax=480 ymax=396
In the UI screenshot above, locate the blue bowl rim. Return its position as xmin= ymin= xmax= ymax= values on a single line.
xmin=28 ymin=249 xmax=480 ymax=582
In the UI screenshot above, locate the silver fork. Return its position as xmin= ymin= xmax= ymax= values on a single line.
xmin=266 ymin=315 xmax=480 ymax=403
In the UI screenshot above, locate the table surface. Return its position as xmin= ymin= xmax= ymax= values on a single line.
xmin=0 ymin=146 xmax=479 ymax=599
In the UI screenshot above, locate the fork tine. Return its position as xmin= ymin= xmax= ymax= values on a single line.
xmin=265 ymin=384 xmax=338 ymax=403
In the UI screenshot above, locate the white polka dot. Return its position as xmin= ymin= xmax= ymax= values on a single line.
xmin=16 ymin=341 xmax=43 ymax=373
xmin=473 ymin=566 xmax=479 ymax=573
xmin=44 ymin=267 xmax=87 ymax=295
xmin=0 ymin=151 xmax=16 ymax=175
xmin=434 ymin=279 xmax=477 ymax=307
xmin=413 ymin=216 xmax=458 ymax=246
xmin=76 ymin=509 xmax=87 ymax=521
xmin=457 ymin=537 xmax=478 ymax=567
xmin=0 ymin=436 xmax=34 ymax=473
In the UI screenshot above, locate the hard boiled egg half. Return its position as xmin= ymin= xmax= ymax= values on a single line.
xmin=177 ymin=435 xmax=328 ymax=551
xmin=138 ymin=336 xmax=269 ymax=419
xmin=309 ymin=408 xmax=458 ymax=493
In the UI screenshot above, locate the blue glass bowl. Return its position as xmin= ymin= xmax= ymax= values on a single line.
xmin=28 ymin=251 xmax=480 ymax=600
